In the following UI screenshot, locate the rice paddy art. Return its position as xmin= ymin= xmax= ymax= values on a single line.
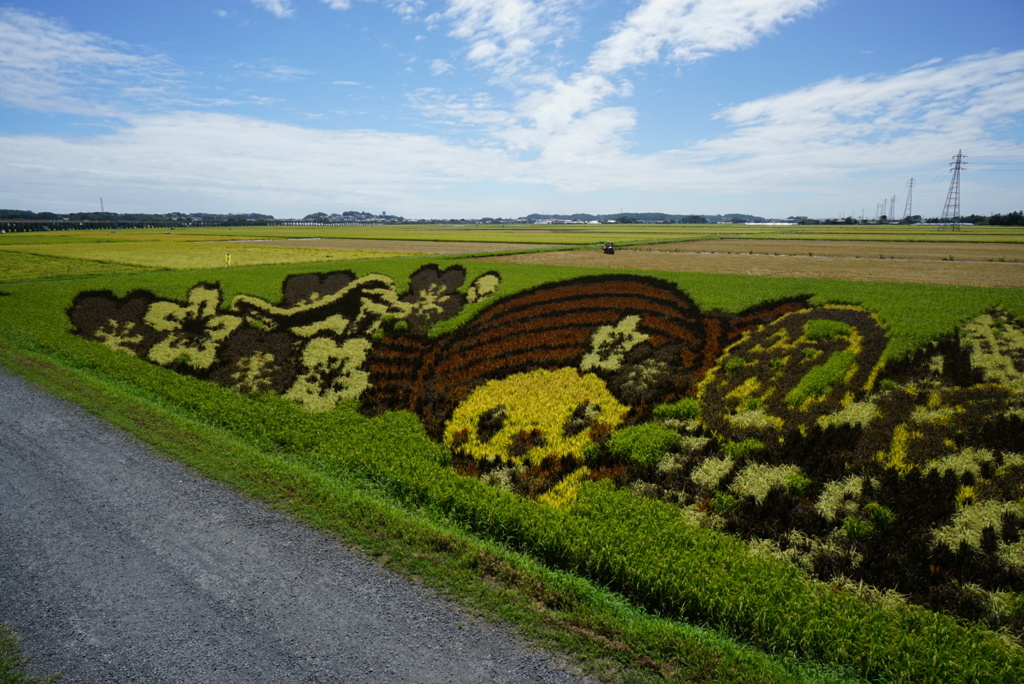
xmin=67 ymin=266 xmax=1024 ymax=637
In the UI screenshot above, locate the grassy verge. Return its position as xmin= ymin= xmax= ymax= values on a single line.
xmin=0 ymin=342 xmax=864 ymax=684
xmin=0 ymin=623 xmax=61 ymax=684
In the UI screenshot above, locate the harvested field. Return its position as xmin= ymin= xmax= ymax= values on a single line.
xmin=630 ymin=238 xmax=1024 ymax=261
xmin=230 ymin=238 xmax=567 ymax=255
xmin=481 ymin=240 xmax=1024 ymax=288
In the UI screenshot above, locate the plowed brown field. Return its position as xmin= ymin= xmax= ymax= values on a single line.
xmin=481 ymin=239 xmax=1024 ymax=288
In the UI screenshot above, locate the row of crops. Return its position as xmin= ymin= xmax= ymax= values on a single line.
xmin=3 ymin=256 xmax=1024 ymax=681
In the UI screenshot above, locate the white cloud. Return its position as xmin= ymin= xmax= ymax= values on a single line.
xmin=505 ymin=74 xmax=629 ymax=148
xmin=410 ymin=88 xmax=517 ymax=131
xmin=428 ymin=0 xmax=827 ymax=160
xmin=444 ymin=0 xmax=576 ymax=78
xmin=318 ymin=0 xmax=424 ymax=18
xmin=265 ymin=64 xmax=315 ymax=80
xmin=245 ymin=96 xmax=282 ymax=106
xmin=0 ymin=112 xmax=528 ymax=216
xmin=407 ymin=48 xmax=1024 ymax=213
xmin=231 ymin=62 xmax=314 ymax=81
xmin=429 ymin=59 xmax=454 ymax=76
xmin=252 ymin=0 xmax=295 ymax=18
xmin=0 ymin=8 xmax=179 ymax=116
xmin=558 ymin=50 xmax=1024 ymax=204
xmin=588 ymin=0 xmax=825 ymax=74
xmin=386 ymin=1 xmax=427 ymax=20
xmin=712 ymin=51 xmax=1024 ymax=157
xmin=552 ymin=0 xmax=824 ymax=138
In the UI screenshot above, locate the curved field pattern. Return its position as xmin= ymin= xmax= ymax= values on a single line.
xmin=68 ymin=267 xmax=1024 ymax=636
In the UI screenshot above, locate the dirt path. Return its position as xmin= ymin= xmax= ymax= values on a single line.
xmin=482 ymin=242 xmax=1024 ymax=288
xmin=0 ymin=369 xmax=584 ymax=684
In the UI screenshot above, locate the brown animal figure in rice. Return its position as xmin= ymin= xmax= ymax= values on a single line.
xmin=362 ymin=274 xmax=808 ymax=439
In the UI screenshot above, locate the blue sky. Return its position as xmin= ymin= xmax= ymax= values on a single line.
xmin=1 ymin=0 xmax=1022 ymax=219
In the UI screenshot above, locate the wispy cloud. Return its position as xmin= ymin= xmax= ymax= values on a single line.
xmin=0 ymin=8 xmax=180 ymax=116
xmin=252 ymin=0 xmax=294 ymax=19
xmin=587 ymin=0 xmax=824 ymax=74
xmin=708 ymin=51 xmax=1024 ymax=166
xmin=531 ymin=50 xmax=1024 ymax=201
xmin=231 ymin=61 xmax=314 ymax=81
xmin=409 ymin=88 xmax=517 ymax=132
xmin=264 ymin=64 xmax=315 ymax=80
xmin=444 ymin=0 xmax=577 ymax=79
xmin=425 ymin=0 xmax=828 ymax=157
xmin=412 ymin=48 xmax=1024 ymax=203
xmin=0 ymin=111 xmax=523 ymax=215
xmin=318 ymin=0 xmax=425 ymax=18
xmin=429 ymin=59 xmax=454 ymax=76
xmin=386 ymin=1 xmax=427 ymax=19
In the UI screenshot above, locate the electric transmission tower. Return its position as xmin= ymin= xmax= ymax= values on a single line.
xmin=941 ymin=150 xmax=966 ymax=231
xmin=902 ymin=178 xmax=915 ymax=220
xmin=889 ymin=195 xmax=896 ymax=221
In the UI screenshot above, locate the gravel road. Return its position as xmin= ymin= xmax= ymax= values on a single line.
xmin=0 ymin=369 xmax=586 ymax=683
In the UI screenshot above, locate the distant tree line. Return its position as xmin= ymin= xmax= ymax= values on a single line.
xmin=301 ymin=211 xmax=401 ymax=223
xmin=975 ymin=211 xmax=1024 ymax=226
xmin=0 ymin=209 xmax=275 ymax=223
xmin=526 ymin=212 xmax=757 ymax=223
xmin=817 ymin=212 xmax=1023 ymax=226
xmin=612 ymin=214 xmax=708 ymax=224
xmin=2 ymin=208 xmax=1022 ymax=233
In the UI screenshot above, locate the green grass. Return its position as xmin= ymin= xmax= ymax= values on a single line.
xmin=0 ymin=622 xmax=61 ymax=684
xmin=0 ymin=241 xmax=417 ymax=270
xmin=608 ymin=423 xmax=681 ymax=469
xmin=0 ymin=249 xmax=150 ymax=282
xmin=786 ymin=351 xmax=857 ymax=406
